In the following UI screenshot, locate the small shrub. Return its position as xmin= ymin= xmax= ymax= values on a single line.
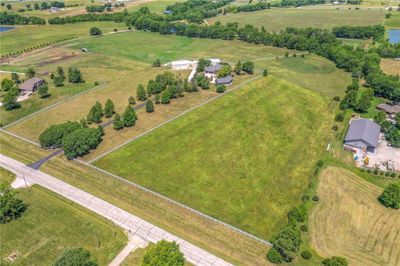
xmin=301 ymin=250 xmax=312 ymax=260
xmin=266 ymin=248 xmax=283 ymax=264
xmin=94 ymin=81 xmax=99 ymax=86
xmin=385 ymin=172 xmax=390 ymax=177
xmin=300 ymin=224 xmax=308 ymax=232
xmin=390 ymin=172 xmax=396 ymax=178
xmin=367 ymin=169 xmax=372 ymax=173
xmin=332 ymin=125 xmax=338 ymax=131
xmin=373 ymin=169 xmax=379 ymax=175
xmin=335 ymin=113 xmax=344 ymax=122
xmin=312 ymin=195 xmax=319 ymax=201
xmin=302 ymin=195 xmax=309 ymax=202
xmin=333 ymin=96 xmax=340 ymax=101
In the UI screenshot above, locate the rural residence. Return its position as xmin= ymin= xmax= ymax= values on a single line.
xmin=216 ymin=76 xmax=232 ymax=86
xmin=344 ymin=118 xmax=381 ymax=153
xmin=19 ymin=77 xmax=44 ymax=95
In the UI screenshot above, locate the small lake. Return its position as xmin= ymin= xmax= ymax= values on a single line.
xmin=0 ymin=26 xmax=15 ymax=33
xmin=388 ymin=29 xmax=400 ymax=44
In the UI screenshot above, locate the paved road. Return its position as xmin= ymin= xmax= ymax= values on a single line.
xmin=109 ymin=235 xmax=148 ymax=266
xmin=0 ymin=154 xmax=232 ymax=266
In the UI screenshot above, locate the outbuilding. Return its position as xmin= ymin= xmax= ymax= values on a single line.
xmin=376 ymin=103 xmax=400 ymax=115
xmin=19 ymin=77 xmax=44 ymax=95
xmin=344 ymin=118 xmax=381 ymax=153
xmin=215 ymin=75 xmax=232 ymax=86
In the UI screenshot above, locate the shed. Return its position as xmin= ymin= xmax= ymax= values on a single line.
xmin=344 ymin=119 xmax=381 ymax=153
xmin=19 ymin=77 xmax=44 ymax=95
xmin=205 ymin=64 xmax=222 ymax=74
xmin=216 ymin=75 xmax=232 ymax=86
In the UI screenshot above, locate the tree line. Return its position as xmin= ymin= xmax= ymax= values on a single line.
xmin=0 ymin=11 xmax=45 ymax=25
xmin=332 ymin=25 xmax=385 ymax=41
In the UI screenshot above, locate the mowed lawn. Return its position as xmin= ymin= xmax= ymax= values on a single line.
xmin=309 ymin=167 xmax=400 ymax=266
xmin=208 ymin=8 xmax=385 ymax=32
xmin=0 ymin=22 xmax=126 ymax=55
xmin=0 ymin=169 xmax=126 ymax=266
xmin=95 ymin=77 xmax=332 ymax=239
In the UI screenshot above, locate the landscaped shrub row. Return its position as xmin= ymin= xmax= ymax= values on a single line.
xmin=362 ymin=168 xmax=399 ymax=178
xmin=0 ymin=36 xmax=77 ymax=58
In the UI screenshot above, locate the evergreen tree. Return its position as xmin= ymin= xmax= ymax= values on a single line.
xmin=68 ymin=67 xmax=84 ymax=83
xmin=161 ymin=90 xmax=171 ymax=104
xmin=86 ymin=101 xmax=103 ymax=124
xmin=80 ymin=118 xmax=87 ymax=128
xmin=38 ymin=84 xmax=49 ymax=98
xmin=234 ymin=61 xmax=242 ymax=75
xmin=89 ymin=27 xmax=102 ymax=36
xmin=153 ymin=58 xmax=161 ymax=67
xmin=53 ymin=75 xmax=64 ymax=87
xmin=56 ymin=66 xmax=65 ymax=80
xmin=136 ymin=84 xmax=147 ymax=101
xmin=104 ymin=99 xmax=115 ymax=118
xmin=122 ymin=106 xmax=137 ymax=127
xmin=263 ymin=69 xmax=268 ymax=76
xmin=242 ymin=61 xmax=254 ymax=74
xmin=146 ymin=99 xmax=154 ymax=113
xmin=1 ymin=78 xmax=13 ymax=91
xmin=113 ymin=113 xmax=124 ymax=130
xmin=2 ymin=86 xmax=20 ymax=111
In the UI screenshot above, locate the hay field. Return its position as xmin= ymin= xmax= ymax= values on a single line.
xmin=207 ymin=8 xmax=385 ymax=32
xmin=309 ymin=166 xmax=400 ymax=266
xmin=95 ymin=76 xmax=332 ymax=239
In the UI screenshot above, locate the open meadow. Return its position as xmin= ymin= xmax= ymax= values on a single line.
xmin=207 ymin=8 xmax=385 ymax=32
xmin=95 ymin=76 xmax=333 ymax=239
xmin=0 ymin=22 xmax=126 ymax=55
xmin=309 ymin=166 xmax=400 ymax=266
xmin=0 ymin=131 xmax=272 ymax=266
xmin=0 ymin=168 xmax=126 ymax=266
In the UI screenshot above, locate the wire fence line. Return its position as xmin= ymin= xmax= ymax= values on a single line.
xmin=75 ymin=158 xmax=273 ymax=247
xmin=0 ymin=129 xmax=41 ymax=147
xmin=1 ymin=83 xmax=108 ymax=130
xmin=88 ymin=75 xmax=263 ymax=163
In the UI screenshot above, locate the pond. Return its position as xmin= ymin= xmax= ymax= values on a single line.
xmin=388 ymin=29 xmax=400 ymax=44
xmin=0 ymin=26 xmax=15 ymax=33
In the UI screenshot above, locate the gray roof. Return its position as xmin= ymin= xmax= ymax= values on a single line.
xmin=345 ymin=119 xmax=381 ymax=148
xmin=19 ymin=77 xmax=44 ymax=92
xmin=216 ymin=75 xmax=232 ymax=85
xmin=205 ymin=63 xmax=222 ymax=73
xmin=376 ymin=103 xmax=400 ymax=114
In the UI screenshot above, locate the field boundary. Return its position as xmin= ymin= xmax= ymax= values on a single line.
xmin=88 ymin=75 xmax=263 ymax=163
xmin=75 ymin=158 xmax=273 ymax=247
xmin=1 ymin=82 xmax=108 ymax=129
xmin=0 ymin=129 xmax=41 ymax=147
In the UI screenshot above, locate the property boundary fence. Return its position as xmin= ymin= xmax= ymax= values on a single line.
xmin=75 ymin=158 xmax=273 ymax=247
xmin=1 ymin=83 xmax=108 ymax=129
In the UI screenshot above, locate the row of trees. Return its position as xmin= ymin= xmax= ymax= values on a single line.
xmin=339 ymin=80 xmax=373 ymax=113
xmin=332 ymin=25 xmax=385 ymax=41
xmin=0 ymin=11 xmax=46 ymax=25
xmin=48 ymin=10 xmax=128 ymax=24
xmin=164 ymin=0 xmax=233 ymax=23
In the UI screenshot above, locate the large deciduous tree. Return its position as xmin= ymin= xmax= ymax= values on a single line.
xmin=142 ymin=240 xmax=185 ymax=266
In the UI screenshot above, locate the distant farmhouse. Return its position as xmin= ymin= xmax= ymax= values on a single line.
xmin=216 ymin=75 xmax=232 ymax=86
xmin=344 ymin=118 xmax=381 ymax=153
xmin=204 ymin=63 xmax=222 ymax=79
xmin=19 ymin=77 xmax=44 ymax=95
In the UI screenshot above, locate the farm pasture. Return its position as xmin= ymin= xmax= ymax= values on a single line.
xmin=95 ymin=76 xmax=332 ymax=239
xmin=207 ymin=8 xmax=385 ymax=32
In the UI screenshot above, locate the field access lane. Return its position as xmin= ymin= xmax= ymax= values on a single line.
xmin=0 ymin=154 xmax=232 ymax=266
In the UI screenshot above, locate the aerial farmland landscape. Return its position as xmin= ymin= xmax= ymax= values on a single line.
xmin=0 ymin=0 xmax=399 ymax=265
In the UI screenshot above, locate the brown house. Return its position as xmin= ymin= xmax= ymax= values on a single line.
xmin=19 ymin=77 xmax=44 ymax=95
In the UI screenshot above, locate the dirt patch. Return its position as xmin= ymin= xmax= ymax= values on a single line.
xmin=36 ymin=53 xmax=77 ymax=67
xmin=380 ymin=58 xmax=400 ymax=76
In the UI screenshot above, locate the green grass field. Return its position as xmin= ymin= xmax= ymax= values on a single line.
xmin=95 ymin=76 xmax=332 ymax=239
xmin=208 ymin=8 xmax=385 ymax=32
xmin=0 ymin=22 xmax=126 ymax=55
xmin=0 ymin=168 xmax=126 ymax=266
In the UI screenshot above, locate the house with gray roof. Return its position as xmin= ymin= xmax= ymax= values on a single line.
xmin=19 ymin=77 xmax=44 ymax=95
xmin=205 ymin=64 xmax=222 ymax=75
xmin=376 ymin=103 xmax=400 ymax=115
xmin=216 ymin=75 xmax=232 ymax=86
xmin=344 ymin=118 xmax=381 ymax=153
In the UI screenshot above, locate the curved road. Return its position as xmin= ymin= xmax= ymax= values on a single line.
xmin=0 ymin=154 xmax=232 ymax=266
